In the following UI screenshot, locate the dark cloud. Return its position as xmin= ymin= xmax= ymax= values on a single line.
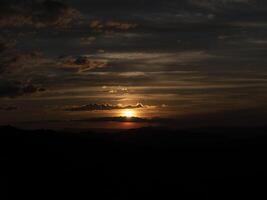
xmin=58 ymin=55 xmax=108 ymax=72
xmin=65 ymin=103 xmax=144 ymax=112
xmin=0 ymin=80 xmax=46 ymax=98
xmin=70 ymin=106 xmax=267 ymax=127
xmin=72 ymin=116 xmax=168 ymax=123
xmin=89 ymin=20 xmax=138 ymax=31
xmin=0 ymin=105 xmax=17 ymax=111
xmin=0 ymin=0 xmax=81 ymax=28
xmin=0 ymin=37 xmax=16 ymax=53
xmin=66 ymin=0 xmax=267 ymax=24
xmin=0 ymin=51 xmax=45 ymax=74
xmin=0 ymin=37 xmax=16 ymax=73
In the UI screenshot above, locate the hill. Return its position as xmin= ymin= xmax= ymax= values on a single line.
xmin=2 ymin=126 xmax=267 ymax=199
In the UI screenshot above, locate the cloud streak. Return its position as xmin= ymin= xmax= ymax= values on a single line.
xmin=0 ymin=105 xmax=17 ymax=111
xmin=58 ymin=55 xmax=108 ymax=73
xmin=65 ymin=103 xmax=144 ymax=112
xmin=0 ymin=80 xmax=46 ymax=98
xmin=90 ymin=20 xmax=138 ymax=31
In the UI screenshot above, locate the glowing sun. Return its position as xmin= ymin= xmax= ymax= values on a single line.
xmin=122 ymin=109 xmax=136 ymax=118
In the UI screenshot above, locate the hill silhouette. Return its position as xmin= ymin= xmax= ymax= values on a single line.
xmin=2 ymin=126 xmax=267 ymax=199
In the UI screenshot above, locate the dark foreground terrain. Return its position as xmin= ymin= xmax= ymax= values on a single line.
xmin=1 ymin=126 xmax=267 ymax=199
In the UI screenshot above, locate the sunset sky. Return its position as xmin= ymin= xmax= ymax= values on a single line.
xmin=1 ymin=0 xmax=267 ymax=129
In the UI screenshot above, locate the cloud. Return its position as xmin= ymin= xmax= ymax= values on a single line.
xmin=70 ymin=116 xmax=173 ymax=124
xmin=0 ymin=51 xmax=47 ymax=74
xmin=65 ymin=103 xmax=144 ymax=112
xmin=0 ymin=37 xmax=17 ymax=73
xmin=89 ymin=20 xmax=138 ymax=31
xmin=68 ymin=0 xmax=267 ymax=25
xmin=58 ymin=55 xmax=108 ymax=72
xmin=186 ymin=0 xmax=267 ymax=23
xmin=97 ymin=51 xmax=213 ymax=67
xmin=105 ymin=86 xmax=129 ymax=94
xmin=105 ymin=20 xmax=138 ymax=30
xmin=80 ymin=36 xmax=96 ymax=45
xmin=0 ymin=80 xmax=46 ymax=98
xmin=74 ymin=116 xmax=155 ymax=123
xmin=0 ymin=105 xmax=17 ymax=111
xmin=0 ymin=0 xmax=81 ymax=28
xmin=0 ymin=37 xmax=16 ymax=53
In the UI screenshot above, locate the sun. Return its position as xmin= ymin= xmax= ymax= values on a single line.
xmin=122 ymin=109 xmax=135 ymax=118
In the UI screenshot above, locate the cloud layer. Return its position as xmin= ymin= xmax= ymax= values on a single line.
xmin=65 ymin=103 xmax=144 ymax=112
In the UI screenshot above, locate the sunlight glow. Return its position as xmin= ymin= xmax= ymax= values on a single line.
xmin=122 ymin=109 xmax=136 ymax=118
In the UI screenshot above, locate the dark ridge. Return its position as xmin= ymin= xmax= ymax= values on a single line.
xmin=2 ymin=125 xmax=267 ymax=200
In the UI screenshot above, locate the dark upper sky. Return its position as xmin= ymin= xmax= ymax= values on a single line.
xmin=1 ymin=0 xmax=267 ymax=129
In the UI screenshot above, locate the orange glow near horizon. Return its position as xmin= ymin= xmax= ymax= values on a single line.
xmin=121 ymin=109 xmax=136 ymax=118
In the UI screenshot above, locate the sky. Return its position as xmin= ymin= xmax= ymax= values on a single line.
xmin=0 ymin=0 xmax=267 ymax=129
